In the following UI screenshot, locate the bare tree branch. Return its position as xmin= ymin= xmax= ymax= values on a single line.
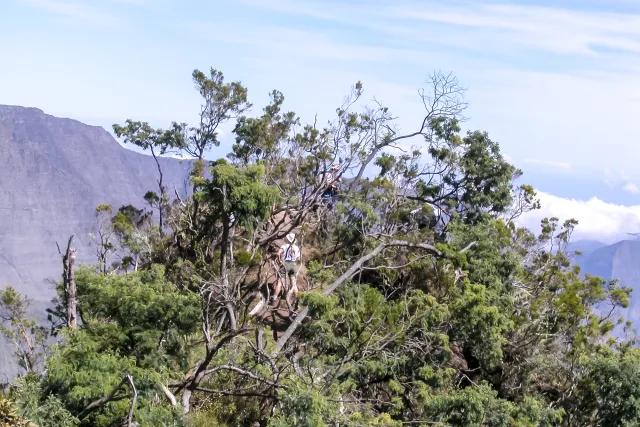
xmin=159 ymin=382 xmax=177 ymax=406
xmin=77 ymin=375 xmax=129 ymax=420
xmin=271 ymin=239 xmax=476 ymax=356
xmin=125 ymin=374 xmax=137 ymax=427
xmin=57 ymin=235 xmax=77 ymax=329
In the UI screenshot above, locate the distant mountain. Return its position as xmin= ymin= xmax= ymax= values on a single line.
xmin=0 ymin=105 xmax=192 ymax=379
xmin=572 ymin=239 xmax=640 ymax=326
xmin=566 ymin=239 xmax=607 ymax=256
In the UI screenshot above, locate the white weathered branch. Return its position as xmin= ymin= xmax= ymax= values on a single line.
xmin=271 ymin=239 xmax=476 ymax=356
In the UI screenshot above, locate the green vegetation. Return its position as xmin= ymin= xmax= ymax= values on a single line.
xmin=0 ymin=68 xmax=636 ymax=426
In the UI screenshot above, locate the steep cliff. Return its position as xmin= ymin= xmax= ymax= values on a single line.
xmin=0 ymin=105 xmax=192 ymax=379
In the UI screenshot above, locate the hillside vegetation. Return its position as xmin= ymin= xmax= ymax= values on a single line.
xmin=1 ymin=68 xmax=638 ymax=426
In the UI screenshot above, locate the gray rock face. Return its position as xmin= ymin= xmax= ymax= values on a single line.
xmin=0 ymin=105 xmax=192 ymax=379
xmin=566 ymin=239 xmax=607 ymax=256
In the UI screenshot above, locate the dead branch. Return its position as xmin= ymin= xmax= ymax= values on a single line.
xmin=271 ymin=239 xmax=476 ymax=356
xmin=180 ymin=327 xmax=252 ymax=414
xmin=202 ymin=364 xmax=286 ymax=389
xmin=195 ymin=387 xmax=272 ymax=398
xmin=125 ymin=374 xmax=137 ymax=427
xmin=57 ymin=235 xmax=77 ymax=329
xmin=77 ymin=375 xmax=129 ymax=419
xmin=159 ymin=383 xmax=177 ymax=406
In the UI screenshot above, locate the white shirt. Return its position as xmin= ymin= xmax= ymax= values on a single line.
xmin=322 ymin=169 xmax=339 ymax=187
xmin=281 ymin=243 xmax=300 ymax=262
xmin=326 ymin=172 xmax=335 ymax=186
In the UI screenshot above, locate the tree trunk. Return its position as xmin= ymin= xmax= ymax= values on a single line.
xmin=190 ymin=157 xmax=205 ymax=231
xmin=180 ymin=330 xmax=245 ymax=414
xmin=67 ymin=248 xmax=77 ymax=329
xmin=220 ymin=185 xmax=233 ymax=312
xmin=220 ymin=218 xmax=230 ymax=290
xmin=151 ymin=146 xmax=165 ymax=236
xmin=60 ymin=235 xmax=77 ymax=329
xmin=220 ymin=216 xmax=237 ymax=330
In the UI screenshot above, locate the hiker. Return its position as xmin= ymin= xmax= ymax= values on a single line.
xmin=272 ymin=233 xmax=301 ymax=309
xmin=320 ymin=163 xmax=342 ymax=210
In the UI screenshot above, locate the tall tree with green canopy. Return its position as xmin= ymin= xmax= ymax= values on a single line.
xmin=112 ymin=121 xmax=184 ymax=235
xmin=177 ymin=159 xmax=280 ymax=412
xmin=179 ymin=68 xmax=252 ymax=231
xmin=186 ymin=68 xmax=251 ymax=161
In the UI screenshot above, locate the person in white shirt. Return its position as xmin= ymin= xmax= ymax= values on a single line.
xmin=272 ymin=233 xmax=301 ymax=309
xmin=320 ymin=164 xmax=342 ymax=210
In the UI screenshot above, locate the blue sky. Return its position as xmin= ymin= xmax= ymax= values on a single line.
xmin=4 ymin=0 xmax=640 ymax=241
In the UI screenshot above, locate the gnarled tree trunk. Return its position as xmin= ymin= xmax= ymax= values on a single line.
xmin=59 ymin=235 xmax=77 ymax=329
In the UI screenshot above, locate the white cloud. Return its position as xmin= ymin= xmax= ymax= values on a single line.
xmin=524 ymin=158 xmax=571 ymax=171
xmin=161 ymin=152 xmax=196 ymax=160
xmin=242 ymin=0 xmax=640 ymax=57
xmin=603 ymin=168 xmax=637 ymax=189
xmin=624 ymin=183 xmax=640 ymax=194
xmin=620 ymin=169 xmax=631 ymax=181
xmin=386 ymin=2 xmax=640 ymax=56
xmin=186 ymin=21 xmax=426 ymax=65
xmin=518 ymin=190 xmax=640 ymax=243
xmin=19 ymin=0 xmax=118 ymax=26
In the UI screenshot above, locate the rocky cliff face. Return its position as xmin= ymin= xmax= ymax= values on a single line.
xmin=0 ymin=105 xmax=192 ymax=379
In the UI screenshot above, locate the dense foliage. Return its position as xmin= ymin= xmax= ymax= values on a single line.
xmin=1 ymin=68 xmax=637 ymax=426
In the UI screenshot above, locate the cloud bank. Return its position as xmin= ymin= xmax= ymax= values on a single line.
xmin=518 ymin=190 xmax=640 ymax=243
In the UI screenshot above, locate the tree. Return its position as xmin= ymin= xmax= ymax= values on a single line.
xmin=177 ymin=160 xmax=280 ymax=413
xmin=88 ymin=204 xmax=117 ymax=274
xmin=9 ymin=374 xmax=79 ymax=427
xmin=186 ymin=68 xmax=251 ymax=161
xmin=565 ymin=348 xmax=640 ymax=426
xmin=113 ymin=121 xmax=184 ymax=235
xmin=0 ymin=287 xmax=48 ymax=373
xmin=111 ymin=205 xmax=154 ymax=272
xmin=57 ymin=235 xmax=77 ymax=329
xmin=230 ymin=90 xmax=297 ymax=166
xmin=159 ymin=70 xmax=521 ymax=420
xmin=44 ymin=265 xmax=199 ymax=426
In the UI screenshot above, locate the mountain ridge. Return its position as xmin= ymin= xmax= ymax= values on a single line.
xmin=566 ymin=239 xmax=606 ymax=256
xmin=0 ymin=105 xmax=193 ymax=379
xmin=572 ymin=239 xmax=640 ymax=326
